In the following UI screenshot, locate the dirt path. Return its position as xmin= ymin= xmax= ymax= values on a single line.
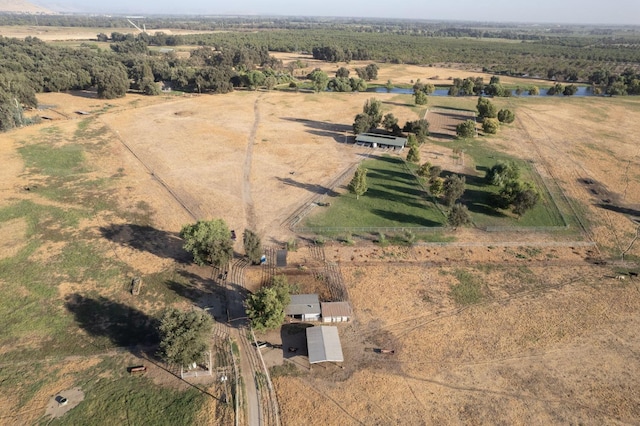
xmin=243 ymin=95 xmax=262 ymax=232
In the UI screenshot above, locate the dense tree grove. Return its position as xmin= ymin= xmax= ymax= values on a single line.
xmin=485 ymin=162 xmax=540 ymax=216
xmin=0 ymin=33 xmax=283 ymax=129
xmin=2 ymin=16 xmax=640 ymax=132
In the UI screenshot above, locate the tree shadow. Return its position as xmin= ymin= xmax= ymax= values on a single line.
xmin=596 ymin=203 xmax=640 ymax=219
xmin=100 ymin=224 xmax=190 ymax=263
xmin=65 ymin=294 xmax=159 ymax=353
xmin=371 ymin=209 xmax=441 ymax=227
xmin=378 ymin=183 xmax=428 ymax=199
xmin=429 ymin=131 xmax=457 ymax=140
xmin=276 ymin=176 xmax=339 ymax=197
xmin=68 ymin=89 xmax=98 ymax=99
xmin=281 ymin=117 xmax=352 ymax=143
xmin=168 ymin=268 xmax=249 ymax=325
xmin=461 ymin=189 xmax=507 ymax=217
xmin=381 ymin=100 xmax=413 ymax=108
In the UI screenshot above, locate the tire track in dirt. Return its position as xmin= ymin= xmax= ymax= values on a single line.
xmin=243 ymin=95 xmax=262 ymax=232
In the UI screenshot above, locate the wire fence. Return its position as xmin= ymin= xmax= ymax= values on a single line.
xmin=294 ymin=226 xmax=446 ymax=234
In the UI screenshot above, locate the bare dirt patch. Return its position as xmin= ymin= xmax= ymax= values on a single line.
xmin=427 ymin=107 xmax=476 ymax=140
xmin=0 ymin=218 xmax=27 ymax=259
xmin=44 ymin=387 xmax=84 ymax=420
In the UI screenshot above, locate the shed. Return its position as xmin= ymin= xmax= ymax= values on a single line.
xmin=276 ymin=249 xmax=287 ymax=267
xmin=285 ymin=294 xmax=321 ymax=321
xmin=306 ymin=326 xmax=344 ymax=364
xmin=355 ymin=133 xmax=407 ymax=149
xmin=321 ymin=302 xmax=352 ymax=323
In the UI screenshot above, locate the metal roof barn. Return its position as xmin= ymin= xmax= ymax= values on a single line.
xmin=306 ymin=326 xmax=344 ymax=364
xmin=321 ymin=302 xmax=353 ymax=323
xmin=355 ymin=133 xmax=407 ymax=148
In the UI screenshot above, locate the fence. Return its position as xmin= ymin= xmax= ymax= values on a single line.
xmin=293 ymin=226 xmax=446 ymax=234
xmin=484 ymin=225 xmax=570 ymax=232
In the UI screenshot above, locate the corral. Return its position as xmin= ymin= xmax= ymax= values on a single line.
xmin=426 ymin=107 xmax=477 ymax=139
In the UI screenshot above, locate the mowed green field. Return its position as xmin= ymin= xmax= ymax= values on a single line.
xmin=305 ymin=155 xmax=447 ymax=229
xmin=304 ymin=144 xmax=567 ymax=231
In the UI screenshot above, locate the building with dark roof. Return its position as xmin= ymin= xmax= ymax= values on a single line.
xmin=285 ymin=294 xmax=321 ymax=322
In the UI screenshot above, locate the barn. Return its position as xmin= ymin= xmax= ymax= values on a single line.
xmin=285 ymin=294 xmax=321 ymax=322
xmin=306 ymin=326 xmax=344 ymax=364
xmin=355 ymin=133 xmax=407 ymax=149
xmin=321 ymin=301 xmax=353 ymax=323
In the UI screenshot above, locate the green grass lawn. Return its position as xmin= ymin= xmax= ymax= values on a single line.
xmin=305 ymin=140 xmax=567 ymax=232
xmin=432 ymin=138 xmax=567 ymax=228
xmin=305 ymin=155 xmax=447 ymax=230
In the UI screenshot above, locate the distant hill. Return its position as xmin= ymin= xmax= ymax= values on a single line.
xmin=0 ymin=0 xmax=55 ymax=14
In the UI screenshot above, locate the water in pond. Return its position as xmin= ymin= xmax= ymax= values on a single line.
xmin=368 ymin=86 xmax=594 ymax=97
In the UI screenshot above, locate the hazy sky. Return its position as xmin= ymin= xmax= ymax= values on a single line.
xmin=35 ymin=0 xmax=640 ymax=25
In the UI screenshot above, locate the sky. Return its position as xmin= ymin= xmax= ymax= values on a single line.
xmin=34 ymin=0 xmax=640 ymax=25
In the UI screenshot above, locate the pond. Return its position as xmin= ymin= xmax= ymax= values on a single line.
xmin=367 ymin=86 xmax=595 ymax=97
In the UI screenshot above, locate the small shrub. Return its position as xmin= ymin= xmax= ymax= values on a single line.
xmin=287 ymin=239 xmax=298 ymax=251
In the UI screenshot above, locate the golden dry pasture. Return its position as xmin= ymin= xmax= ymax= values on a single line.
xmin=0 ymin=72 xmax=639 ymax=423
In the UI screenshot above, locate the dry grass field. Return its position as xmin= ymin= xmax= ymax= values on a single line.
xmin=0 ymin=68 xmax=639 ymax=423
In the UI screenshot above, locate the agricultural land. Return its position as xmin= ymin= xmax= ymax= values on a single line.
xmin=0 ymin=22 xmax=639 ymax=426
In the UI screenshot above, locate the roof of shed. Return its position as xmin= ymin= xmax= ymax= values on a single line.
xmin=276 ymin=249 xmax=287 ymax=267
xmin=355 ymin=133 xmax=407 ymax=147
xmin=285 ymin=294 xmax=321 ymax=316
xmin=306 ymin=326 xmax=344 ymax=364
xmin=321 ymin=302 xmax=353 ymax=318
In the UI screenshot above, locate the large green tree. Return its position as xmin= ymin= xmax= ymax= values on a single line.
xmin=482 ymin=118 xmax=500 ymax=134
xmin=443 ymin=174 xmax=466 ymax=207
xmin=180 ymin=219 xmax=234 ymax=267
xmin=497 ymin=109 xmax=515 ymax=124
xmin=448 ymin=203 xmax=471 ymax=228
xmin=362 ymin=98 xmax=383 ymax=128
xmin=245 ymin=276 xmax=291 ymax=331
xmin=455 ymin=120 xmax=476 ymax=138
xmin=353 ymin=113 xmax=372 ymax=134
xmin=414 ymin=90 xmax=428 ymax=105
xmin=243 ymin=229 xmax=263 ymax=265
xmin=308 ymin=69 xmax=329 ymax=92
xmin=349 ymin=166 xmax=369 ymax=199
xmin=512 ymin=185 xmax=540 ymax=217
xmin=476 ymin=97 xmax=497 ymax=120
xmin=158 ymin=309 xmax=213 ymax=367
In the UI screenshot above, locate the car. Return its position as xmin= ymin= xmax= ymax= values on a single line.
xmin=254 ymin=341 xmax=268 ymax=349
xmin=230 ymin=230 xmax=237 ymax=240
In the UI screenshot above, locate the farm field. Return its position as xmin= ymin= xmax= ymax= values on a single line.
xmin=0 ymin=68 xmax=639 ymax=424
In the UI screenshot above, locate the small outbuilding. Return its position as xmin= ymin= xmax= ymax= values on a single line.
xmin=306 ymin=326 xmax=344 ymax=364
xmin=321 ymin=301 xmax=353 ymax=323
xmin=285 ymin=294 xmax=321 ymax=321
xmin=276 ymin=249 xmax=287 ymax=267
xmin=355 ymin=133 xmax=407 ymax=149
